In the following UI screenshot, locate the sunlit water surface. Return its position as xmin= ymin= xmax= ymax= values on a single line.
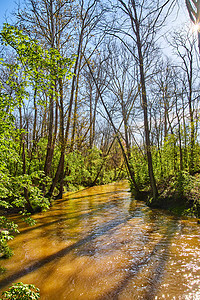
xmin=0 ymin=181 xmax=200 ymax=299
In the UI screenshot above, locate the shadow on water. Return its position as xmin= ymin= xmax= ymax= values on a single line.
xmin=0 ymin=183 xmax=187 ymax=299
xmin=0 ymin=215 xmax=134 ymax=289
xmin=56 ymin=189 xmax=128 ymax=205
xmin=19 ymin=199 xmax=122 ymax=235
xmin=96 ymin=217 xmax=179 ymax=300
xmin=142 ymin=222 xmax=180 ymax=300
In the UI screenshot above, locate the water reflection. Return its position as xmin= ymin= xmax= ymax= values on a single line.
xmin=0 ymin=181 xmax=200 ymax=299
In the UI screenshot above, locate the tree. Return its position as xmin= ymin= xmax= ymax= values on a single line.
xmin=170 ymin=27 xmax=198 ymax=174
xmin=0 ymin=23 xmax=73 ymax=205
xmin=85 ymin=55 xmax=141 ymax=196
xmin=47 ymin=0 xmax=105 ymax=198
xmin=185 ymin=0 xmax=200 ymax=53
xmin=16 ymin=0 xmax=75 ymax=186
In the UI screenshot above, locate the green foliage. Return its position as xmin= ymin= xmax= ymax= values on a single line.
xmin=175 ymin=171 xmax=192 ymax=195
xmin=1 ymin=23 xmax=75 ymax=99
xmin=0 ymin=231 xmax=13 ymax=259
xmin=84 ymin=147 xmax=104 ymax=184
xmin=0 ymin=147 xmax=50 ymax=212
xmin=0 ymin=282 xmax=40 ymax=300
xmin=0 ymin=217 xmax=19 ymax=258
xmin=9 ymin=173 xmax=50 ymax=212
xmin=130 ymin=147 xmax=149 ymax=188
xmin=63 ymin=148 xmax=121 ymax=189
xmin=19 ymin=211 xmax=36 ymax=226
xmin=148 ymin=171 xmax=200 ymax=217
xmin=176 ymin=172 xmax=200 ymax=217
xmin=0 ymin=22 xmax=74 ymax=210
xmin=64 ymin=151 xmax=86 ymax=188
xmin=151 ymin=134 xmax=178 ymax=180
xmin=0 ymin=22 xmax=125 ymax=204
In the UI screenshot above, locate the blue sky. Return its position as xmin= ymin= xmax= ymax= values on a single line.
xmin=0 ymin=0 xmax=16 ymax=25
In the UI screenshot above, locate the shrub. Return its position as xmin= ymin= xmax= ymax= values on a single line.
xmin=0 ymin=282 xmax=40 ymax=300
xmin=0 ymin=217 xmax=19 ymax=258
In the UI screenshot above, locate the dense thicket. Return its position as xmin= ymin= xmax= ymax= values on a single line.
xmin=0 ymin=0 xmax=200 ymax=260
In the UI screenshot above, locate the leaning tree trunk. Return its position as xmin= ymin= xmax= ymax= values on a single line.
xmin=85 ymin=56 xmax=141 ymax=198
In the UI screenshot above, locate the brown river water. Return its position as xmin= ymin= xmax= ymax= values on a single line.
xmin=0 ymin=181 xmax=200 ymax=299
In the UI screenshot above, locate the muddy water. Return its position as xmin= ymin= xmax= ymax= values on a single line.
xmin=0 ymin=181 xmax=200 ymax=299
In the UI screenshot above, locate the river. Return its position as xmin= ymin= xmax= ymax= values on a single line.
xmin=0 ymin=181 xmax=200 ymax=299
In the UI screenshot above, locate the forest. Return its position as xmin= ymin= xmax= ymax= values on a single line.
xmin=0 ymin=0 xmax=200 ymax=298
xmin=0 ymin=0 xmax=200 ymax=283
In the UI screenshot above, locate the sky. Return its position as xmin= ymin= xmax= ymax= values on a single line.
xmin=0 ymin=0 xmax=190 ymax=21
xmin=0 ymin=0 xmax=189 ymax=21
xmin=0 ymin=0 xmax=17 ymax=26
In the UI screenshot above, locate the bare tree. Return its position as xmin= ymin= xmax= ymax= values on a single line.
xmin=16 ymin=0 xmax=75 ymax=181
xmin=48 ymin=0 xmax=105 ymax=198
xmin=170 ymin=27 xmax=198 ymax=173
xmin=186 ymin=0 xmax=200 ymax=53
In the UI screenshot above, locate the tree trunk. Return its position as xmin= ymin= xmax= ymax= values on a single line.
xmin=44 ymin=0 xmax=55 ymax=178
xmin=132 ymin=1 xmax=158 ymax=199
xmin=22 ymin=142 xmax=33 ymax=213
xmin=47 ymin=77 xmax=64 ymax=198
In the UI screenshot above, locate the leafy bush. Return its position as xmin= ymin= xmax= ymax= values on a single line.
xmin=130 ymin=148 xmax=149 ymax=188
xmin=0 ymin=217 xmax=19 ymax=258
xmin=0 ymin=282 xmax=40 ymax=300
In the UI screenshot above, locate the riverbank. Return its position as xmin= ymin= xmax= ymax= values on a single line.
xmin=145 ymin=172 xmax=200 ymax=218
